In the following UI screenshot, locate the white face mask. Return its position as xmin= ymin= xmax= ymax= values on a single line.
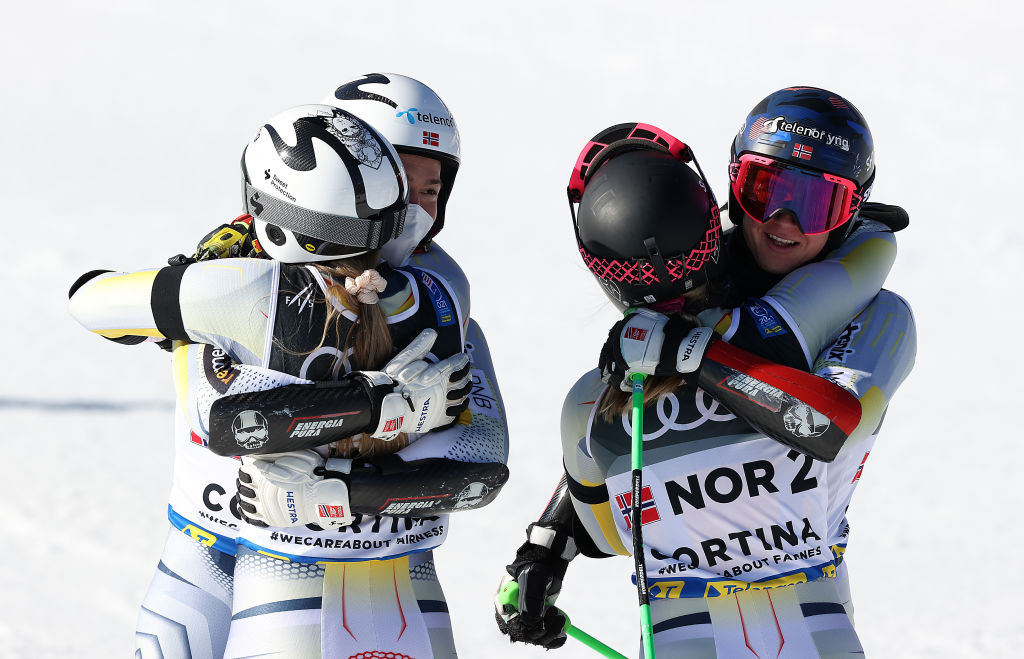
xmin=379 ymin=204 xmax=435 ymax=267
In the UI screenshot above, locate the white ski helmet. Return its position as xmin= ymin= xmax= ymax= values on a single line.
xmin=241 ymin=104 xmax=408 ymax=263
xmin=323 ymin=73 xmax=460 ymax=244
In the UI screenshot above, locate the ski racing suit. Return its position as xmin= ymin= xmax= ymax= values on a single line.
xmin=534 ymin=219 xmax=915 ymax=657
xmin=70 ymin=247 xmax=509 ymax=659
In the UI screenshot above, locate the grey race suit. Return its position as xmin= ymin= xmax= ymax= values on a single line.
xmin=69 ymin=244 xmax=508 ymax=659
xmin=561 ymin=223 xmax=916 ymax=657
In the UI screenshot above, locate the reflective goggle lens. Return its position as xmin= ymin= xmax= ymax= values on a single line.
xmin=732 ymin=156 xmax=857 ymax=235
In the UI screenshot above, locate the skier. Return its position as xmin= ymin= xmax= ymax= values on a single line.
xmin=495 ymin=92 xmax=915 ymax=657
xmin=70 ymin=102 xmax=505 ymax=658
xmin=212 ymin=76 xmax=512 ymax=657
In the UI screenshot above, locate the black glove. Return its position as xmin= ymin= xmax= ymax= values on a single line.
xmin=599 ymin=308 xmax=714 ymax=392
xmin=859 ymin=201 xmax=909 ymax=232
xmin=494 ymin=523 xmax=577 ymax=650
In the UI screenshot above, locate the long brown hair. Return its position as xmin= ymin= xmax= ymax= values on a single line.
xmin=596 ymin=374 xmax=689 ymax=424
xmin=313 ymin=251 xmax=408 ymax=458
xmin=597 ymin=286 xmax=710 ymax=424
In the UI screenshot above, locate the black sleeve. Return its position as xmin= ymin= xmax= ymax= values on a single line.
xmin=547 ymin=473 xmax=615 ymax=559
xmin=207 ymin=378 xmax=376 ymax=456
xmin=346 ymin=454 xmax=509 ymax=516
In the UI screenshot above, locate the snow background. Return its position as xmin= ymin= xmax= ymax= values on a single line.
xmin=1 ymin=1 xmax=1019 ymax=656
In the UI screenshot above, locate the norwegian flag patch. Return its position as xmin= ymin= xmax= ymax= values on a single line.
xmin=423 ymin=131 xmax=440 ymax=147
xmin=615 ymin=486 xmax=661 ymax=529
xmin=793 ymin=143 xmax=814 ymax=160
xmin=319 ymin=504 xmax=347 ymax=519
xmin=625 ymin=327 xmax=648 ymax=341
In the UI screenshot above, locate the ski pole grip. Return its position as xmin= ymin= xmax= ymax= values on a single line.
xmin=497 ymin=581 xmax=572 ymax=628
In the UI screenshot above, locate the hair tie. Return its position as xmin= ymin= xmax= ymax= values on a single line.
xmin=344 ymin=269 xmax=387 ymax=305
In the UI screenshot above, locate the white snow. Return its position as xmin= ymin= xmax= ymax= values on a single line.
xmin=1 ymin=1 xmax=1020 ymax=657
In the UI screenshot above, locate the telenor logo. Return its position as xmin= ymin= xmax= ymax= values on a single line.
xmin=396 ymin=108 xmax=455 ymax=128
xmin=397 ymin=107 xmax=419 ymax=124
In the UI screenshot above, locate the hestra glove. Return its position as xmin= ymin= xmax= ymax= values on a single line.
xmin=236 ymin=450 xmax=353 ymax=528
xmin=599 ymin=308 xmax=716 ymax=392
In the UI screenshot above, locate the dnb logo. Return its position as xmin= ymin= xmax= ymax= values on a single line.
xmin=232 ymin=410 xmax=269 ymax=450
xmin=783 ymin=403 xmax=830 ymax=438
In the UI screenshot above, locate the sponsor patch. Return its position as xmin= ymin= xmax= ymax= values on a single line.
xmin=420 ymin=272 xmax=455 ymax=327
xmin=232 ymin=410 xmax=269 ymax=450
xmin=744 ymin=299 xmax=787 ymax=338
xmin=750 ymin=116 xmax=851 ymax=152
xmin=721 ymin=371 xmax=785 ymax=411
xmin=454 ymin=482 xmax=490 ymax=509
xmin=782 ymin=403 xmax=830 ymax=438
xmin=380 ymin=499 xmax=440 ymax=515
xmin=203 ymin=345 xmax=237 ymax=394
xmin=318 ymin=504 xmax=347 ymax=519
xmin=625 ymin=327 xmax=648 ymax=341
xmin=288 ymin=417 xmax=346 ymax=438
xmin=826 ymin=322 xmax=861 ymax=363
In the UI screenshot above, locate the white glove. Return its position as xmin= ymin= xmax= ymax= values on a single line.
xmin=359 ymin=328 xmax=471 ymax=441
xmin=237 ymin=450 xmax=354 ymax=528
xmin=599 ymin=308 xmax=716 ymax=392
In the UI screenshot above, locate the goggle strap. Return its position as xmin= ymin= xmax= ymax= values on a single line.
xmin=244 ymin=182 xmax=405 ymax=250
xmin=643 ymin=236 xmax=672 ymax=286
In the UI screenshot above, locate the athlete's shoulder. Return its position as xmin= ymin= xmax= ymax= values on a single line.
xmin=409 ymin=242 xmax=469 ymax=312
xmin=398 ymin=257 xmax=469 ymax=328
xmin=561 ymin=369 xmax=606 ymax=430
xmin=862 ymin=289 xmax=917 ymax=350
xmin=827 ymin=217 xmax=898 ymax=263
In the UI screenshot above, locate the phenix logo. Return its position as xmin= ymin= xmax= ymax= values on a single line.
xmin=827 ymin=323 xmax=861 ymax=363
xmin=289 ymin=418 xmax=345 ymax=438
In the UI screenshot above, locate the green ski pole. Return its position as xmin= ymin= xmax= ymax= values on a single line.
xmin=631 ymin=372 xmax=656 ymax=659
xmin=497 ymin=581 xmax=628 ymax=659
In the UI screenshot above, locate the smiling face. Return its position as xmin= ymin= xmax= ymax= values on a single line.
xmin=399 ymin=153 xmax=443 ymax=220
xmin=741 ymin=210 xmax=829 ymax=275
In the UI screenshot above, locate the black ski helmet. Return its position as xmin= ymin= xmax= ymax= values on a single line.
xmin=568 ymin=123 xmax=722 ymax=310
xmin=728 ymin=86 xmax=875 ymax=236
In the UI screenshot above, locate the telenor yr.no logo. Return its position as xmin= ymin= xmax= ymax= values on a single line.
xmin=396 ymin=107 xmax=419 ymax=124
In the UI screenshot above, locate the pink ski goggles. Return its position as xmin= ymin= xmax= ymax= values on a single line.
xmin=729 ymin=154 xmax=866 ymax=235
